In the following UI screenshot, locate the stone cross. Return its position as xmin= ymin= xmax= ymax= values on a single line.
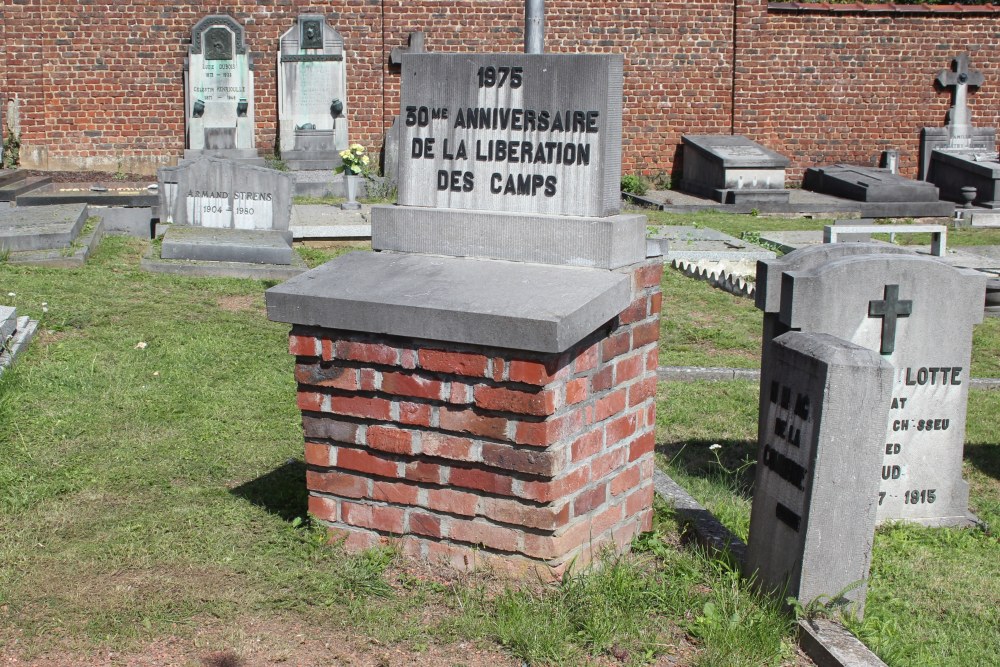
xmin=936 ymin=53 xmax=984 ymax=150
xmin=389 ymin=31 xmax=426 ymax=66
xmin=868 ymin=284 xmax=912 ymax=355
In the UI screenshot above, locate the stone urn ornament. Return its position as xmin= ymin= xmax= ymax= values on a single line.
xmin=961 ymin=185 xmax=977 ymax=208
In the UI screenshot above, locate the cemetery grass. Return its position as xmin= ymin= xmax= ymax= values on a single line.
xmin=0 ymin=237 xmax=807 ymax=666
xmin=657 ymin=380 xmax=1000 ymax=667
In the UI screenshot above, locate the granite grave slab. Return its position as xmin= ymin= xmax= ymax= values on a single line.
xmin=0 ymin=203 xmax=89 ymax=251
xmin=745 ymin=331 xmax=892 ymax=618
xmin=679 ymin=135 xmax=790 ymax=205
xmin=278 ymin=15 xmax=348 ymax=171
xmin=648 ymin=225 xmax=776 ymax=263
xmin=803 ymin=164 xmax=952 ymax=218
xmin=184 ymin=15 xmax=261 ymax=163
xmin=758 ymin=246 xmax=987 ymax=525
xmin=161 ymin=226 xmax=294 ymax=265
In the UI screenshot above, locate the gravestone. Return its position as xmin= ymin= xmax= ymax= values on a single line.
xmin=803 ymin=165 xmax=952 ymax=218
xmin=0 ymin=305 xmax=38 ymax=375
xmin=266 ymin=45 xmax=660 ymax=574
xmin=923 ymin=54 xmax=1000 ymax=205
xmin=745 ymin=331 xmax=893 ymax=618
xmin=278 ymin=15 xmax=348 ymax=171
xmin=156 ymin=156 xmax=294 ymax=266
xmin=679 ymin=135 xmax=790 ymax=205
xmin=184 ymin=15 xmax=261 ymax=163
xmin=0 ymin=305 xmax=16 ymax=345
xmin=757 ymin=245 xmax=987 ymax=525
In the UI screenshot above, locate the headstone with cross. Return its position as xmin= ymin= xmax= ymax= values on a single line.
xmin=937 ymin=53 xmax=985 ymax=152
xmin=756 ymin=244 xmax=987 ymax=525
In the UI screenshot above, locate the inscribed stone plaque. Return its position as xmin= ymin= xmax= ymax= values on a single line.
xmin=171 ymin=156 xmax=293 ymax=231
xmin=745 ymin=332 xmax=892 ymax=619
xmin=277 ymin=16 xmax=348 ymax=168
xmin=396 ymin=53 xmax=623 ymax=217
xmin=774 ymin=251 xmax=986 ymax=525
xmin=185 ymin=15 xmax=255 ymax=153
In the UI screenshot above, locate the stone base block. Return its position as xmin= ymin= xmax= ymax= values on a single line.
xmin=283 ymin=259 xmax=663 ymax=573
xmin=95 ymin=207 xmax=154 ymax=238
xmin=161 ymin=226 xmax=294 ymax=265
xmin=183 ymin=148 xmax=266 ymax=166
xmin=719 ymin=188 xmax=791 ymax=206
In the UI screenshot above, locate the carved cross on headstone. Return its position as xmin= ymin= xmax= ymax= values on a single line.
xmin=936 ymin=53 xmax=985 ymax=150
xmin=389 ymin=31 xmax=426 ymax=66
xmin=868 ymin=284 xmax=912 ymax=355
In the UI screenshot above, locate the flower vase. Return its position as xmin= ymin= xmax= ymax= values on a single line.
xmin=341 ymin=173 xmax=361 ymax=211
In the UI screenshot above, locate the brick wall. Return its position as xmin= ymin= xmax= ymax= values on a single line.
xmin=287 ymin=259 xmax=662 ymax=575
xmin=2 ymin=0 xmax=999 ymax=179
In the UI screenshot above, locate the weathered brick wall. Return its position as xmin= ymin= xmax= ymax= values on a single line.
xmin=288 ymin=260 xmax=662 ymax=575
xmin=3 ymin=0 xmax=1000 ymax=179
xmin=738 ymin=4 xmax=1000 ymax=180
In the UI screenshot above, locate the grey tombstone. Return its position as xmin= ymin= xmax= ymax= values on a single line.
xmin=184 ymin=15 xmax=261 ymax=163
xmin=679 ymin=135 xmax=790 ymax=205
xmin=759 ymin=246 xmax=986 ymax=525
xmin=745 ymin=331 xmax=893 ymax=619
xmin=0 ymin=305 xmax=16 ymax=345
xmin=802 ymin=165 xmax=952 ymax=218
xmin=161 ymin=156 xmax=293 ymax=231
xmin=395 ymin=53 xmax=623 ymax=218
xmin=277 ymin=16 xmax=348 ymax=171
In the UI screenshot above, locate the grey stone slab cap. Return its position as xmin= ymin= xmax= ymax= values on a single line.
xmin=161 ymin=226 xmax=294 ymax=265
xmin=756 ymin=243 xmax=911 ymax=314
xmin=15 ymin=183 xmax=158 ymax=208
xmin=798 ymin=619 xmax=888 ymax=667
xmin=266 ymin=252 xmax=631 ymax=353
xmin=0 ymin=306 xmax=16 ymax=343
xmin=803 ymin=164 xmax=941 ymax=203
xmin=682 ymin=135 xmax=790 ymax=168
xmin=371 ymin=205 xmax=647 ymax=269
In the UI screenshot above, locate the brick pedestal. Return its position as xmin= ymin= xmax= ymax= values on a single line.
xmin=286 ymin=260 xmax=662 ymax=575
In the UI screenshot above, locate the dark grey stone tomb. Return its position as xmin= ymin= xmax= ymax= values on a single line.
xmin=679 ymin=135 xmax=790 ymax=205
xmin=803 ymin=164 xmax=953 ymax=218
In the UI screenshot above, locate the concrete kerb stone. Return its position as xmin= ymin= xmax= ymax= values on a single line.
xmin=652 ymin=468 xmax=887 ymax=667
xmin=0 ymin=316 xmax=39 ymax=376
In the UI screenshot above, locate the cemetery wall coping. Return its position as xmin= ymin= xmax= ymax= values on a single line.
xmin=768 ymin=2 xmax=1000 ymax=13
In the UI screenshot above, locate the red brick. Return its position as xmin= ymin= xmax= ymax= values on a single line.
xmin=425 ymin=487 xmax=479 ymax=516
xmin=592 ymin=446 xmax=627 ymax=480
xmin=440 ymin=407 xmax=509 ymax=440
xmin=449 ymin=467 xmax=514 ymax=495
xmin=606 ymin=412 xmax=639 ymax=445
xmin=519 ymin=465 xmax=590 ymax=503
xmin=307 ymin=469 xmax=368 ymax=498
xmin=600 ymin=331 xmax=630 ymax=363
xmin=336 ymin=340 xmax=398 ymax=366
xmin=371 ymin=479 xmax=420 ymax=505
xmin=297 ymin=391 xmax=324 ymax=412
xmin=633 ymin=263 xmax=663 ymax=289
xmin=565 ymin=377 xmax=588 ymax=405
xmin=611 ymin=464 xmax=641 ymax=496
xmin=591 ymin=366 xmax=614 ymax=392
xmin=522 ymin=518 xmax=592 ymax=559
xmin=646 ymin=348 xmax=659 ymax=371
xmin=448 ymin=519 xmax=520 ymax=552
xmin=419 ymin=349 xmax=489 ymax=377
xmin=308 ymin=495 xmax=337 ymax=522
xmin=341 ymin=501 xmax=406 ymax=534
xmin=295 ymin=363 xmax=358 ymax=391
xmin=304 ymin=441 xmax=333 ymax=467
xmin=302 ymin=416 xmax=363 ymax=444
xmin=404 ymin=461 xmax=444 ymax=485
xmin=479 ymin=497 xmax=571 ymax=531
xmin=359 ymin=368 xmax=379 ymax=392
xmin=408 ymin=511 xmax=442 ymax=538
xmin=400 ymin=349 xmax=417 ymax=370
xmin=397 ymin=401 xmax=433 ymax=427
xmin=625 ymin=483 xmax=655 ymax=517
xmin=628 ymin=376 xmax=658 ymax=407
xmin=474 ymin=386 xmax=560 ymax=416
xmin=574 ymin=343 xmax=600 ymax=373
xmin=650 ymin=291 xmax=663 ymax=315
xmin=513 ymin=409 xmax=585 ymax=447
xmin=618 ymin=297 xmax=647 ymax=325
xmin=491 ymin=357 xmax=506 ymax=382
xmin=629 ymin=431 xmax=655 ymax=462
xmin=571 ymin=430 xmax=604 ymax=462
xmin=615 ymin=353 xmax=644 ymax=384
xmin=613 ymin=520 xmax=643 ymax=551
xmin=367 ymin=425 xmax=416 ymax=455
xmin=327 ymin=526 xmax=380 ymax=552
xmin=595 ymin=388 xmax=627 ymax=421
xmin=632 ymin=320 xmax=661 ymax=348
xmin=572 ymin=482 xmax=608 ymax=517
xmin=321 ymin=339 xmax=335 ymax=362
xmin=338 ymin=448 xmax=400 ymax=478
xmin=448 ymin=381 xmax=473 ymax=404
xmin=329 ymin=395 xmax=392 ymax=421
xmin=508 ymin=358 xmax=566 ymax=386
xmin=425 ymin=539 xmax=478 ymax=571
xmin=481 ymin=442 xmax=561 ymax=476
xmin=421 ymin=432 xmax=476 ymax=461
xmin=381 ymin=371 xmax=445 ymax=400
xmin=288 ymin=334 xmax=319 ymax=357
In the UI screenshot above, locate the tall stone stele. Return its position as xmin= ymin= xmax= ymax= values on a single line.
xmin=266 ymin=47 xmax=662 ymax=576
xmin=184 ymin=15 xmax=262 ymax=164
xmin=277 ymin=15 xmax=349 ymax=170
